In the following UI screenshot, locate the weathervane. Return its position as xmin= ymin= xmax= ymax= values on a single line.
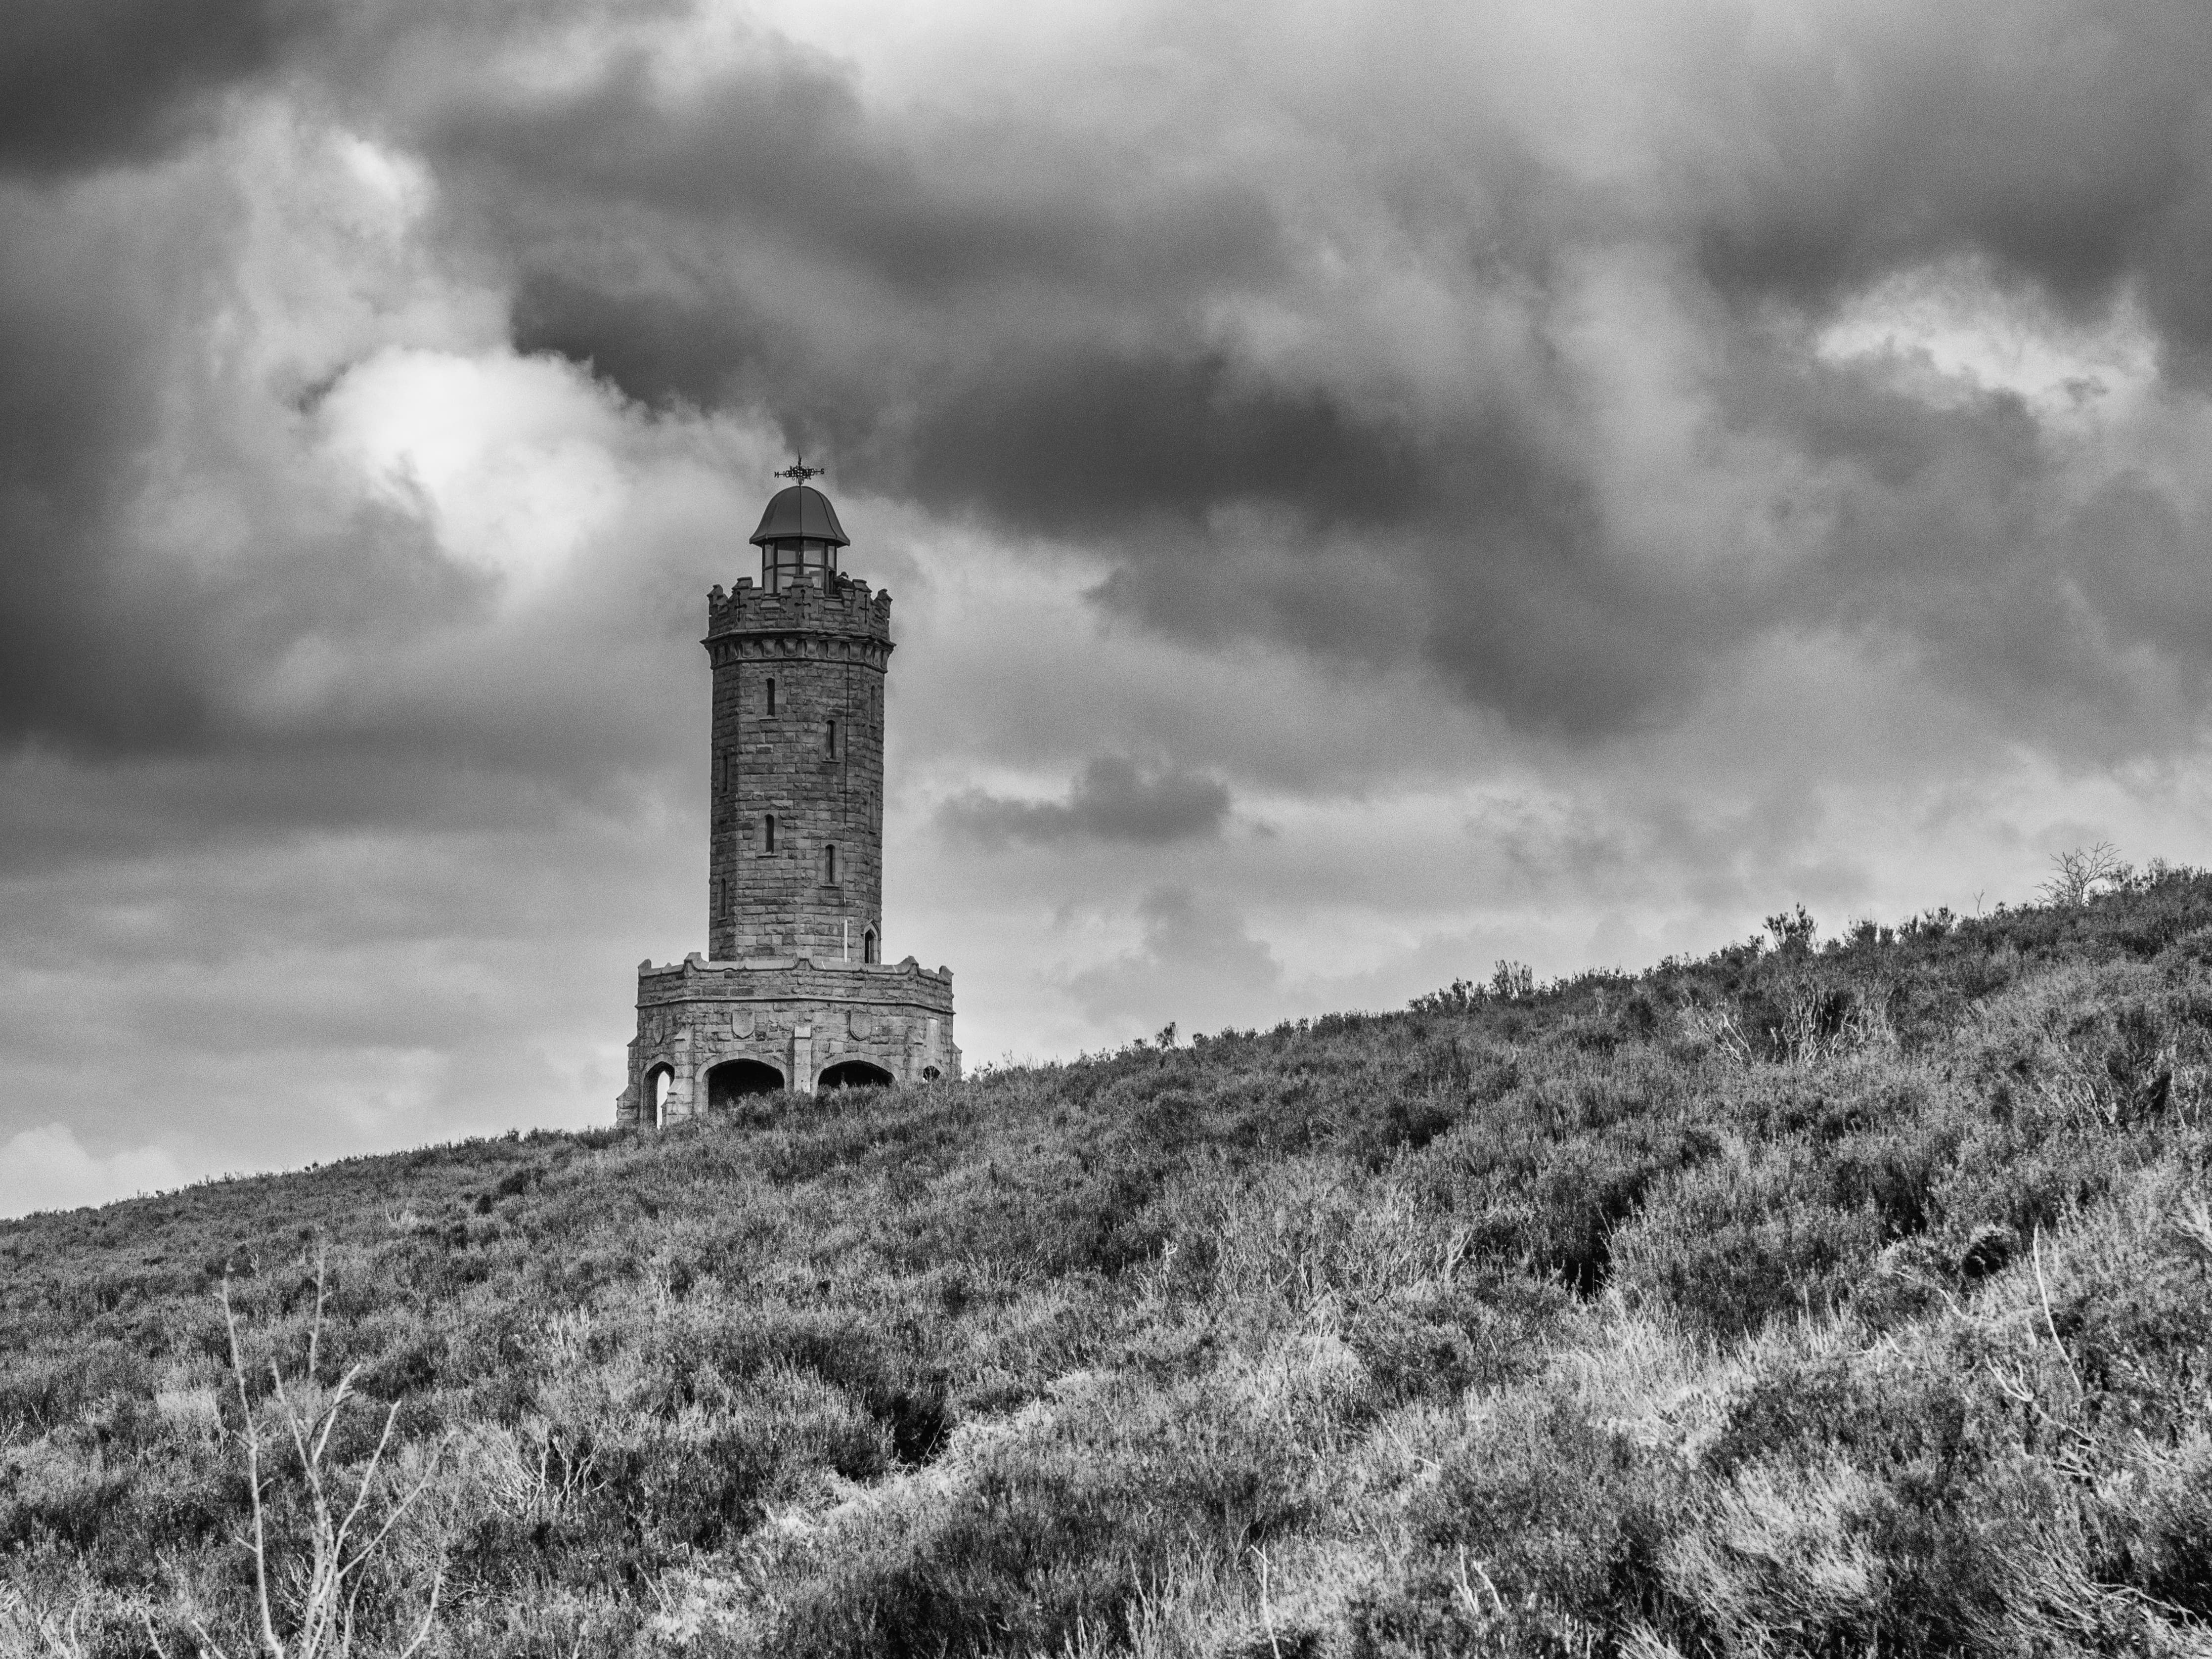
xmin=775 ymin=456 xmax=824 ymax=485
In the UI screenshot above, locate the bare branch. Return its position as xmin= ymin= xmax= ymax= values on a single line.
xmin=219 ymin=1281 xmax=284 ymax=1659
xmin=2032 ymin=1227 xmax=2083 ymax=1395
xmin=331 ymin=1399 xmax=402 ymax=1575
xmin=394 ymin=1561 xmax=447 ymax=1659
xmin=307 ymin=1242 xmax=328 ymax=1382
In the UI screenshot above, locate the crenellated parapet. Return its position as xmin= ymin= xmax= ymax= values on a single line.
xmin=635 ymin=952 xmax=955 ymax=1011
xmin=707 ymin=574 xmax=892 ymax=651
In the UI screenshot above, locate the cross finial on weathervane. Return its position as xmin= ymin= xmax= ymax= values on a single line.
xmin=775 ymin=455 xmax=824 ymax=485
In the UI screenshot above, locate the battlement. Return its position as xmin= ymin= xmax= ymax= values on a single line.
xmin=706 ymin=573 xmax=892 ymax=642
xmin=637 ymin=953 xmax=955 ymax=1010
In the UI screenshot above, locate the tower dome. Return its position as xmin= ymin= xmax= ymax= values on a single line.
xmin=749 ymin=484 xmax=849 ymax=548
xmin=750 ymin=481 xmax=848 ymax=593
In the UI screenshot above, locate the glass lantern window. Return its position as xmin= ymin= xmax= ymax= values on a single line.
xmin=762 ymin=538 xmax=839 ymax=592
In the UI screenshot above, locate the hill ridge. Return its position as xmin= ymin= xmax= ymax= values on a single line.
xmin=5 ymin=872 xmax=2212 ymax=1656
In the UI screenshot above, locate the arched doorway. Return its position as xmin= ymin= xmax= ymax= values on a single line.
xmin=707 ymin=1057 xmax=785 ymax=1107
xmin=645 ymin=1063 xmax=675 ymax=1128
xmin=818 ymin=1059 xmax=896 ymax=1091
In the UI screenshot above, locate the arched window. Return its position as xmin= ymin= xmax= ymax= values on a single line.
xmin=646 ymin=1063 xmax=675 ymax=1128
xmin=826 ymin=718 xmax=838 ymax=757
xmin=765 ymin=677 xmax=776 ymax=716
xmin=862 ymin=927 xmax=878 ymax=963
xmin=822 ymin=843 xmax=838 ymax=885
xmin=764 ymin=814 xmax=777 ymax=852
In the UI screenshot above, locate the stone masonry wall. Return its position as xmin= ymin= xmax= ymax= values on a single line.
xmin=616 ymin=954 xmax=960 ymax=1125
xmin=704 ymin=574 xmax=891 ymax=963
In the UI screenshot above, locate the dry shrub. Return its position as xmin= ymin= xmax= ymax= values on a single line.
xmin=1610 ymin=1138 xmax=1887 ymax=1339
xmin=14 ymin=876 xmax=2212 ymax=1656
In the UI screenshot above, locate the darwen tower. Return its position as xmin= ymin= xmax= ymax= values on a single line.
xmin=617 ymin=467 xmax=959 ymax=1125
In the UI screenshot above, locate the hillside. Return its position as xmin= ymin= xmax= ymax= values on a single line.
xmin=5 ymin=872 xmax=2212 ymax=1658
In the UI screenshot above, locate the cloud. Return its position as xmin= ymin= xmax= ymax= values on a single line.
xmin=0 ymin=1124 xmax=183 ymax=1219
xmin=941 ymin=757 xmax=1232 ymax=847
xmin=1679 ymin=1 xmax=2212 ymax=365
xmin=0 ymin=0 xmax=309 ymax=178
xmin=20 ymin=0 xmax=2212 ymax=760
xmin=1059 ymin=887 xmax=1284 ymax=1037
xmin=358 ymin=0 xmax=2212 ymax=753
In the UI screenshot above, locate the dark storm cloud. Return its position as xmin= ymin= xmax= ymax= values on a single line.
xmin=0 ymin=179 xmax=478 ymax=763
xmin=458 ymin=45 xmax=1286 ymax=454
xmin=0 ymin=183 xmax=211 ymax=748
xmin=447 ymin=53 xmax=1412 ymax=537
xmin=942 ymin=757 xmax=1231 ymax=848
xmin=0 ymin=0 xmax=333 ymax=757
xmin=11 ymin=0 xmax=2212 ymax=773
xmin=383 ymin=0 xmax=2212 ymax=753
xmin=0 ymin=0 xmax=306 ymax=177
xmin=906 ymin=347 xmax=1423 ymax=533
xmin=441 ymin=50 xmax=1283 ymax=299
xmin=511 ymin=272 xmax=777 ymax=414
xmin=1685 ymin=1 xmax=2212 ymax=364
xmin=0 ymin=0 xmax=676 ymax=769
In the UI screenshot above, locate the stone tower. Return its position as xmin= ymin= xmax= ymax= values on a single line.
xmin=616 ymin=472 xmax=959 ymax=1127
xmin=708 ymin=483 xmax=885 ymax=965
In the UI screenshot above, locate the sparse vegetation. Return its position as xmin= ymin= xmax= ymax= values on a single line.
xmin=6 ymin=862 xmax=2212 ymax=1655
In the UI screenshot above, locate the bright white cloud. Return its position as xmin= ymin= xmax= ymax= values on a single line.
xmin=1816 ymin=262 xmax=2162 ymax=420
xmin=0 ymin=1124 xmax=184 ymax=1221
xmin=320 ymin=348 xmax=634 ymax=598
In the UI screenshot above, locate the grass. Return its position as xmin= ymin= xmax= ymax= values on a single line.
xmin=4 ymin=870 xmax=2212 ymax=1655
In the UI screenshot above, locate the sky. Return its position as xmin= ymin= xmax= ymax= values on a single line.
xmin=8 ymin=0 xmax=2212 ymax=1216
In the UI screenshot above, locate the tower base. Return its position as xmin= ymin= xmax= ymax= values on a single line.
xmin=616 ymin=953 xmax=958 ymax=1126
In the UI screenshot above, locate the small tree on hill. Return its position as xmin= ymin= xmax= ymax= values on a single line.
xmin=1765 ymin=904 xmax=1817 ymax=954
xmin=2041 ymin=843 xmax=2131 ymax=908
xmin=145 ymin=1253 xmax=448 ymax=1659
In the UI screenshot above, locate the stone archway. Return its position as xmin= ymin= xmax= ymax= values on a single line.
xmin=817 ymin=1058 xmax=896 ymax=1091
xmin=644 ymin=1062 xmax=676 ymax=1128
xmin=707 ymin=1057 xmax=785 ymax=1107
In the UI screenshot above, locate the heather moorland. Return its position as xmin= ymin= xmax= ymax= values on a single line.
xmin=4 ymin=860 xmax=2210 ymax=1657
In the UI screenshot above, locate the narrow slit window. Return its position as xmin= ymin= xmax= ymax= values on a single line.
xmin=862 ymin=927 xmax=877 ymax=964
xmin=827 ymin=718 xmax=839 ymax=757
xmin=822 ymin=843 xmax=838 ymax=885
xmin=765 ymin=677 xmax=777 ymax=716
xmin=764 ymin=814 xmax=776 ymax=852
